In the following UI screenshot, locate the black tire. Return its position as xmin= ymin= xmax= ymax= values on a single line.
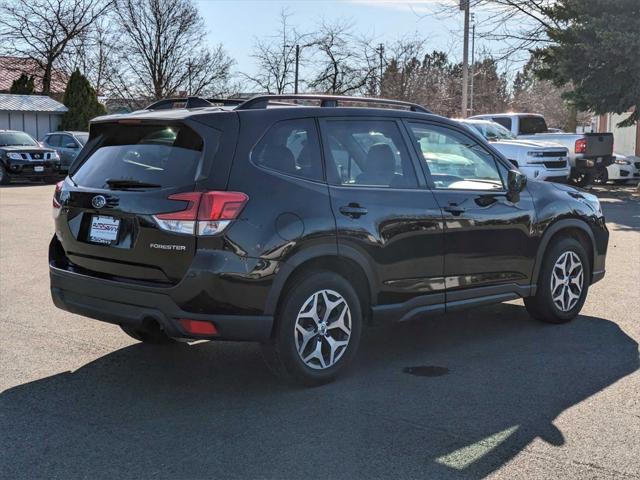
xmin=261 ymin=271 xmax=363 ymax=386
xmin=120 ymin=323 xmax=176 ymax=344
xmin=0 ymin=164 xmax=10 ymax=185
xmin=593 ymin=168 xmax=608 ymax=184
xmin=571 ymin=171 xmax=593 ymax=188
xmin=525 ymin=237 xmax=590 ymax=323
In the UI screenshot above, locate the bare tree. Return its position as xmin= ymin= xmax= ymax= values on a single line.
xmin=114 ymin=0 xmax=233 ymax=100
xmin=307 ymin=20 xmax=376 ymax=95
xmin=0 ymin=0 xmax=113 ymax=94
xmin=62 ymin=18 xmax=118 ymax=96
xmin=244 ymin=9 xmax=311 ymax=94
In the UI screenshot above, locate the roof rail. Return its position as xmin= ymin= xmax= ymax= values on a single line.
xmin=145 ymin=96 xmax=245 ymax=110
xmin=234 ymin=94 xmax=432 ymax=114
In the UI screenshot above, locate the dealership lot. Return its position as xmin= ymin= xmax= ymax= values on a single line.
xmin=1 ymin=183 xmax=639 ymax=479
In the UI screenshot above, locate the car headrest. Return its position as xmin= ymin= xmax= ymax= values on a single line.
xmin=367 ymin=143 xmax=395 ymax=176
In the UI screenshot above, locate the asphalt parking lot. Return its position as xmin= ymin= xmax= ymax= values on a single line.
xmin=1 ymin=182 xmax=639 ymax=480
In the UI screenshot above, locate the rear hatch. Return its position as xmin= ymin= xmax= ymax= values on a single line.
xmin=53 ymin=117 xmax=231 ymax=284
xmin=584 ymin=132 xmax=613 ymax=158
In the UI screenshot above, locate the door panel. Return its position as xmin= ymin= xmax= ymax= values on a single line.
xmin=320 ymin=118 xmax=445 ymax=306
xmin=405 ymin=120 xmax=537 ymax=298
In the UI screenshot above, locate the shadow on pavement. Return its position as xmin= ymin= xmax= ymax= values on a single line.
xmin=1 ymin=303 xmax=638 ymax=479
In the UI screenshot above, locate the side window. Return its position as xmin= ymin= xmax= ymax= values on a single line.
xmin=61 ymin=134 xmax=77 ymax=148
xmin=492 ymin=117 xmax=512 ymax=131
xmin=408 ymin=122 xmax=504 ymax=191
xmin=321 ymin=119 xmax=418 ymax=188
xmin=46 ymin=134 xmax=61 ymax=147
xmin=252 ymin=118 xmax=323 ymax=181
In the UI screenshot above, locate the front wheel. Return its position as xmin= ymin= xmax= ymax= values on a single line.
xmin=0 ymin=164 xmax=10 ymax=185
xmin=525 ymin=237 xmax=590 ymax=323
xmin=261 ymin=271 xmax=362 ymax=386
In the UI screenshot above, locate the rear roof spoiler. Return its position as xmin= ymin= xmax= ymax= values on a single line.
xmin=145 ymin=97 xmax=245 ymax=110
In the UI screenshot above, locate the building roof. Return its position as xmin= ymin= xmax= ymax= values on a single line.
xmin=0 ymin=56 xmax=68 ymax=94
xmin=0 ymin=94 xmax=68 ymax=113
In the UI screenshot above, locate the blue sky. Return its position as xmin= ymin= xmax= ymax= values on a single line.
xmin=196 ymin=0 xmax=486 ymax=79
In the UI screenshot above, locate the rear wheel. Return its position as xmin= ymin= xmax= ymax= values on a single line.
xmin=571 ymin=171 xmax=593 ymax=187
xmin=0 ymin=164 xmax=10 ymax=185
xmin=594 ymin=168 xmax=609 ymax=184
xmin=261 ymin=271 xmax=362 ymax=386
xmin=525 ymin=237 xmax=590 ymax=323
xmin=120 ymin=322 xmax=175 ymax=344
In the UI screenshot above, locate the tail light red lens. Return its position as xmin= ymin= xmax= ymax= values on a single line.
xmin=52 ymin=180 xmax=64 ymax=208
xmin=153 ymin=191 xmax=248 ymax=235
xmin=179 ymin=319 xmax=218 ymax=336
xmin=575 ymin=138 xmax=587 ymax=154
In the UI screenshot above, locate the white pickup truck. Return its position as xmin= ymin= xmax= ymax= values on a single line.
xmin=459 ymin=119 xmax=570 ymax=182
xmin=469 ymin=113 xmax=614 ymax=186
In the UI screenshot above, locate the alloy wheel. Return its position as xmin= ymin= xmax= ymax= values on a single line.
xmin=551 ymin=251 xmax=584 ymax=312
xmin=294 ymin=289 xmax=352 ymax=370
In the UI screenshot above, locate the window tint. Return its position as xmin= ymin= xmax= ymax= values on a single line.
xmin=519 ymin=116 xmax=548 ymax=135
xmin=252 ymin=118 xmax=322 ymax=181
xmin=491 ymin=117 xmax=512 ymax=131
xmin=408 ymin=122 xmax=504 ymax=191
xmin=72 ymin=124 xmax=206 ymax=189
xmin=322 ymin=119 xmax=418 ymax=188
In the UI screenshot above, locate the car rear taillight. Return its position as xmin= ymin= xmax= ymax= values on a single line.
xmin=52 ymin=180 xmax=64 ymax=218
xmin=153 ymin=191 xmax=248 ymax=236
xmin=575 ymin=138 xmax=587 ymax=154
xmin=179 ymin=319 xmax=218 ymax=336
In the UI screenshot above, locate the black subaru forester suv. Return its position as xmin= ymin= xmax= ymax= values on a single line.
xmin=50 ymin=95 xmax=608 ymax=385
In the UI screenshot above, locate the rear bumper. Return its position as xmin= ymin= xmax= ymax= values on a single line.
xmin=50 ymin=264 xmax=273 ymax=341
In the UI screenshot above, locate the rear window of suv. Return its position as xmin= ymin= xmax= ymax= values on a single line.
xmin=72 ymin=123 xmax=208 ymax=188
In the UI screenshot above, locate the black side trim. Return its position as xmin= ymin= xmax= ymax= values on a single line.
xmin=532 ymin=219 xmax=597 ymax=285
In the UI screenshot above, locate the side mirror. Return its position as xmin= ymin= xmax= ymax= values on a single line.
xmin=507 ymin=169 xmax=527 ymax=202
xmin=65 ymin=142 xmax=78 ymax=149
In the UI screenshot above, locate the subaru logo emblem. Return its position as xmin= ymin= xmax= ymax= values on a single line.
xmin=91 ymin=195 xmax=106 ymax=209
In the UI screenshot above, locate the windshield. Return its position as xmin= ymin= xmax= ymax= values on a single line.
xmin=468 ymin=122 xmax=515 ymax=141
xmin=0 ymin=131 xmax=38 ymax=147
xmin=72 ymin=124 xmax=209 ymax=189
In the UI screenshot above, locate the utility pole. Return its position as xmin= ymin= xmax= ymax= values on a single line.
xmin=470 ymin=15 xmax=476 ymax=116
xmin=187 ymin=57 xmax=192 ymax=96
xmin=461 ymin=0 xmax=470 ymax=117
xmin=375 ymin=43 xmax=385 ymax=96
xmin=294 ymin=44 xmax=300 ymax=94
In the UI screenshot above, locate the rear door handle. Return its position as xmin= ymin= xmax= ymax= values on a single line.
xmin=339 ymin=204 xmax=368 ymax=218
xmin=443 ymin=205 xmax=466 ymax=216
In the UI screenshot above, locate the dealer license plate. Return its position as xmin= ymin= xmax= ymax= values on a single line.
xmin=89 ymin=215 xmax=120 ymax=244
xmin=34 ymin=166 xmax=44 ymax=172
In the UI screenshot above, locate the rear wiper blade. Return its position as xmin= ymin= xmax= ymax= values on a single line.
xmin=104 ymin=178 xmax=161 ymax=189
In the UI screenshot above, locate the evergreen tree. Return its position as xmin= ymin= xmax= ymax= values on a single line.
xmin=536 ymin=0 xmax=640 ymax=126
xmin=9 ymin=73 xmax=35 ymax=94
xmin=60 ymin=69 xmax=106 ymax=131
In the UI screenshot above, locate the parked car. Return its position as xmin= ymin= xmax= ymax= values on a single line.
xmin=42 ymin=131 xmax=88 ymax=172
xmin=0 ymin=130 xmax=61 ymax=185
xmin=469 ymin=113 xmax=613 ymax=186
xmin=596 ymin=153 xmax=640 ymax=184
xmin=459 ymin=119 xmax=570 ymax=182
xmin=50 ymin=95 xmax=608 ymax=386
